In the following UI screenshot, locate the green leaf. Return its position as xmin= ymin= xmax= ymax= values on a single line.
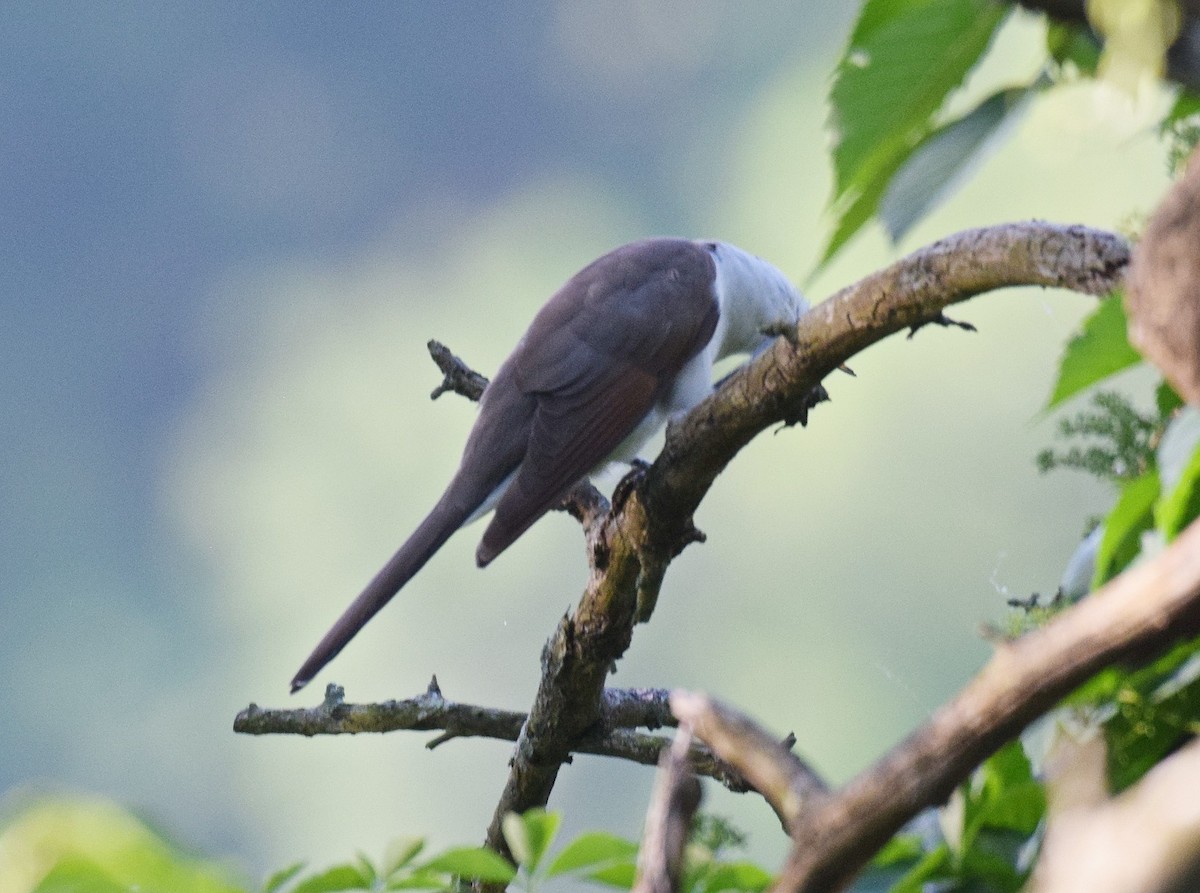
xmin=956 ymin=839 xmax=1025 ymax=890
xmin=702 ymin=861 xmax=773 ymax=893
xmin=264 ymin=862 xmax=306 ymax=893
xmin=381 ymin=838 xmax=426 ymax=879
xmin=823 ymin=0 xmax=1009 ymax=264
xmin=1157 ymin=380 xmax=1184 ymax=418
xmin=34 ymin=857 xmax=131 ymax=893
xmin=977 ymin=781 xmax=1045 ymax=836
xmin=1156 ymin=440 xmax=1200 ymax=539
xmin=354 ymin=853 xmax=377 ymax=887
xmin=880 ymin=87 xmax=1030 ymax=244
xmin=1166 ymin=90 xmax=1200 ymax=127
xmin=871 ymin=833 xmax=925 ymax=867
xmin=385 ymin=868 xmax=450 ymax=891
xmin=887 ymin=844 xmax=954 ymax=893
xmin=586 ymin=861 xmax=639 ymax=889
xmin=501 ymin=808 xmax=561 ymax=874
xmin=849 ymin=859 xmax=922 ymax=893
xmin=545 ymin=831 xmax=639 ymax=878
xmin=1105 ymin=637 xmax=1200 ymax=792
xmin=421 ymin=847 xmax=516 ymax=884
xmin=1046 ymin=21 xmax=1101 ymax=74
xmin=1047 ymin=295 xmax=1142 ymax=408
xmin=1093 ymin=469 xmax=1161 ymax=587
xmin=292 ymin=864 xmax=374 ymax=893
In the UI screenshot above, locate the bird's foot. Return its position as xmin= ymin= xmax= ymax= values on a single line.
xmin=778 ymin=383 xmax=830 ymax=429
xmin=760 ymin=320 xmax=800 ymax=348
xmin=907 ymin=312 xmax=977 ymax=339
xmin=612 ymin=459 xmax=651 ymax=512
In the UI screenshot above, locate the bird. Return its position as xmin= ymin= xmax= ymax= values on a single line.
xmin=290 ymin=237 xmax=809 ymax=693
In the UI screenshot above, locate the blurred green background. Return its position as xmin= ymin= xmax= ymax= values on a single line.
xmin=0 ymin=1 xmax=1172 ymax=885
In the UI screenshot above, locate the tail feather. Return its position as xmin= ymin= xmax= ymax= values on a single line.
xmin=289 ymin=496 xmax=471 ymax=693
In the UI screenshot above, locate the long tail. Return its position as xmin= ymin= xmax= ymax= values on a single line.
xmin=289 ymin=494 xmax=472 ymax=693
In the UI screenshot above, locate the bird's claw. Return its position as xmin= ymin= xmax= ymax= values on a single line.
xmin=778 ymin=383 xmax=830 ymax=429
xmin=907 ymin=312 xmax=977 ymax=339
xmin=612 ymin=459 xmax=651 ymax=512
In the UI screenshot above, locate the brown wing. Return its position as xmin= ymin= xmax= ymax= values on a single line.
xmin=476 ymin=238 xmax=718 ymax=566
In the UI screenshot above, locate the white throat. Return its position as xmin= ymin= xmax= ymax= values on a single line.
xmin=706 ymin=241 xmax=808 ymax=360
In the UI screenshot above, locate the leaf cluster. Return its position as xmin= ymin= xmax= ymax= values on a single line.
xmin=822 ymin=0 xmax=1200 ymax=267
xmin=253 ymin=810 xmax=766 ymax=893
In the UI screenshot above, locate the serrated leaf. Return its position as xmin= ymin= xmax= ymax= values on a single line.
xmin=291 ymin=864 xmax=373 ymax=893
xmin=1093 ymin=469 xmax=1161 ymax=587
xmin=821 ymin=166 xmax=895 ymax=267
xmin=586 ymin=861 xmax=639 ymax=889
xmin=381 ymin=838 xmax=426 ymax=879
xmin=263 ymin=862 xmax=306 ymax=893
xmin=545 ymin=832 xmax=639 ymax=878
xmin=1047 ymin=294 xmax=1142 ymax=408
xmin=823 ymin=0 xmax=1008 ymax=264
xmin=421 ymin=847 xmax=516 ymax=884
xmin=880 ymin=87 xmax=1029 ymax=244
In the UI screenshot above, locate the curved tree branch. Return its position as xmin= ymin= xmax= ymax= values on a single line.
xmin=671 ymin=506 xmax=1200 ymax=892
xmin=772 ymin=515 xmax=1200 ymax=893
xmin=670 ymin=691 xmax=829 ymax=835
xmin=483 ymin=221 xmax=1129 ymax=856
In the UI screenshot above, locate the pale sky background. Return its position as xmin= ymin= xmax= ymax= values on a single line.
xmin=0 ymin=2 xmax=1174 ymax=884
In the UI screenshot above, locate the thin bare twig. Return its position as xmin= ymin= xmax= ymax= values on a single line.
xmin=234 ymin=681 xmax=755 ymax=792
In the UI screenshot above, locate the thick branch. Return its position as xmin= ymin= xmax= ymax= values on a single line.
xmin=483 ymin=222 xmax=1129 ymax=856
xmin=772 ymin=515 xmax=1200 ymax=893
xmin=1027 ymin=734 xmax=1200 ymax=893
xmin=671 ymin=691 xmax=828 ymax=834
xmin=1128 ymin=143 xmax=1200 ymax=406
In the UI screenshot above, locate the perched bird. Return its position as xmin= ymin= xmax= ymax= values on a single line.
xmin=291 ymin=238 xmax=809 ymax=693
